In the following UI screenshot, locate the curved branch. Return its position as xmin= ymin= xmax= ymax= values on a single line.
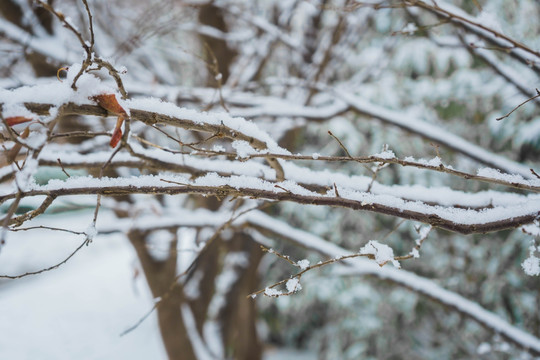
xmin=1 ymin=178 xmax=537 ymax=234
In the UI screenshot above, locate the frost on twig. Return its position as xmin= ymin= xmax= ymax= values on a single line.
xmin=250 ymin=241 xmax=406 ymax=299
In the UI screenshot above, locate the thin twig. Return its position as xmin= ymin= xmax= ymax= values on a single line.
xmin=202 ymin=42 xmax=229 ymax=112
xmin=380 ymin=219 xmax=406 ymax=242
xmin=274 ymin=185 xmax=292 ymax=193
xmin=496 ymin=90 xmax=540 ymax=121
xmin=367 ymin=161 xmax=386 ymax=192
xmin=328 ymin=130 xmax=353 ymax=158
xmin=260 ymin=245 xmax=296 ymax=266
xmin=57 ymin=158 xmax=71 ymax=178
xmin=81 ymin=0 xmax=95 ymax=49
xmin=0 ymin=237 xmax=88 ymax=279
xmin=333 ymin=182 xmax=340 ymax=197
xmin=248 ymin=249 xmax=373 ymax=298
xmin=51 ymin=131 xmax=110 ymax=139
xmin=9 ymin=225 xmax=86 ymax=235
xmin=160 ymin=178 xmax=189 ymax=186
xmin=120 ymin=302 xmax=159 ymax=336
xmin=89 ymin=145 xmax=122 ymax=240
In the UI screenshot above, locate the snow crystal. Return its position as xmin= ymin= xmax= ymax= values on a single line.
xmin=402 ymin=23 xmax=418 ymax=35
xmin=286 ymin=278 xmax=302 ymax=293
xmin=264 ymin=287 xmax=282 ymax=297
xmin=427 ymin=156 xmax=442 ymax=167
xmin=231 ymin=140 xmax=259 ymax=158
xmin=296 ymin=259 xmax=310 ymax=270
xmin=521 ymin=240 xmax=540 ymax=276
xmin=360 ymin=240 xmax=400 ymax=268
xmin=312 ymin=153 xmax=320 ymax=160
xmin=373 ymin=148 xmax=396 ymax=159
xmin=85 ymin=222 xmax=97 ymax=242
xmin=522 ymin=242 xmax=540 ymax=276
xmin=410 ymin=248 xmax=420 ymax=259
xmin=401 ymin=155 xmax=442 ymax=167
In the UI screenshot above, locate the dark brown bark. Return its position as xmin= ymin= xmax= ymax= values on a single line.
xmin=128 ymin=230 xmax=196 ymax=360
xmin=184 ymin=231 xmax=263 ymax=360
xmin=0 ymin=0 xmax=30 ymax=32
xmin=0 ymin=0 xmax=57 ymax=76
xmin=198 ymin=4 xmax=237 ymax=84
xmin=219 ymin=232 xmax=263 ymax=360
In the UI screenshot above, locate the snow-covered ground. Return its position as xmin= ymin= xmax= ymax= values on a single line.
xmin=0 ymin=211 xmax=167 ymax=359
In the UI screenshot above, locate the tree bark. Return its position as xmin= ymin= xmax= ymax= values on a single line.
xmin=128 ymin=229 xmax=196 ymax=360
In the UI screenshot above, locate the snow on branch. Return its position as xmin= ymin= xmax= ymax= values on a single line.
xmin=0 ymin=172 xmax=538 ymax=234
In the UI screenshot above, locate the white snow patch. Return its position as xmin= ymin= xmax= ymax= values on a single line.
xmin=296 ymin=259 xmax=310 ymax=270
xmin=402 ymin=23 xmax=418 ymax=35
xmin=477 ymin=168 xmax=540 ymax=187
xmin=232 ymin=140 xmax=261 ymax=158
xmin=286 ymin=278 xmax=302 ymax=293
xmin=522 ymin=256 xmax=540 ymax=276
xmin=373 ymin=148 xmax=396 ymax=160
xmin=85 ymin=222 xmax=97 ymax=242
xmin=360 ymin=240 xmax=400 ymax=268
xmin=264 ymin=287 xmax=282 ymax=297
